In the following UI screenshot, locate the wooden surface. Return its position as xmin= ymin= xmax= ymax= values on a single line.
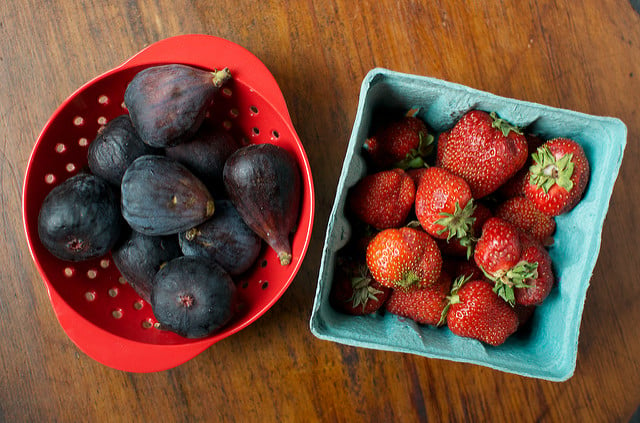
xmin=2 ymin=1 xmax=640 ymax=422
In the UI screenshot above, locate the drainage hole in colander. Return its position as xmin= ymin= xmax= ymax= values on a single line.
xmin=133 ymin=300 xmax=144 ymax=310
xmin=55 ymin=143 xmax=66 ymax=153
xmin=223 ymin=120 xmax=232 ymax=130
xmin=271 ymin=130 xmax=280 ymax=140
xmin=222 ymin=87 xmax=232 ymax=97
xmin=45 ymin=174 xmax=56 ymax=184
xmin=141 ymin=319 xmax=153 ymax=329
xmin=120 ymin=101 xmax=127 ymax=110
xmin=108 ymin=287 xmax=118 ymax=297
xmin=85 ymin=291 xmax=96 ymax=301
xmin=78 ymin=137 xmax=89 ymax=147
xmin=118 ymin=276 xmax=127 ymax=285
xmin=261 ymin=280 xmax=269 ymax=290
xmin=252 ymin=127 xmax=260 ymax=136
xmin=97 ymin=116 xmax=107 ymax=125
xmin=66 ymin=163 xmax=76 ymax=173
xmin=86 ymin=269 xmax=97 ymax=279
xmin=100 ymin=259 xmax=110 ymax=269
xmin=241 ymin=281 xmax=249 ymax=289
xmin=249 ymin=105 xmax=259 ymax=115
xmin=98 ymin=95 xmax=109 ymax=105
xmin=261 ymin=259 xmax=267 ymax=268
xmin=64 ymin=267 xmax=74 ymax=277
xmin=229 ymin=108 xmax=239 ymax=118
xmin=112 ymin=309 xmax=123 ymax=319
xmin=73 ymin=116 xmax=84 ymax=126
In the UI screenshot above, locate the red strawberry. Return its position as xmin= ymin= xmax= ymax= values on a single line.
xmin=525 ymin=137 xmax=590 ymax=216
xmin=385 ymin=271 xmax=452 ymax=326
xmin=415 ymin=166 xmax=476 ymax=254
xmin=513 ymin=232 xmax=554 ymax=306
xmin=366 ymin=226 xmax=442 ymax=290
xmin=363 ymin=113 xmax=434 ymax=170
xmin=495 ymin=196 xmax=556 ymax=246
xmin=348 ymin=168 xmax=415 ymax=230
xmin=498 ymin=133 xmax=546 ymax=198
xmin=443 ymin=276 xmax=519 ymax=346
xmin=474 ymin=217 xmax=523 ymax=277
xmin=514 ymin=304 xmax=536 ymax=328
xmin=330 ymin=256 xmax=391 ymax=315
xmin=436 ymin=203 xmax=492 ymax=258
xmin=437 ymin=110 xmax=528 ymax=198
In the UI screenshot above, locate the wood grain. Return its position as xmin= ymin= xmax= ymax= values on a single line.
xmin=1 ymin=0 xmax=639 ymax=421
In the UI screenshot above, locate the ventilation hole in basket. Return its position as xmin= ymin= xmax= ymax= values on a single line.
xmin=261 ymin=259 xmax=267 ymax=268
xmin=229 ymin=108 xmax=239 ymax=118
xmin=66 ymin=163 xmax=76 ymax=173
xmin=261 ymin=280 xmax=269 ymax=290
xmin=98 ymin=95 xmax=109 ymax=105
xmin=133 ymin=300 xmax=144 ymax=310
xmin=64 ymin=267 xmax=74 ymax=277
xmin=112 ymin=309 xmax=123 ymax=319
xmin=85 ymin=291 xmax=96 ymax=301
xmin=223 ymin=120 xmax=232 ymax=130
xmin=108 ymin=287 xmax=118 ymax=297
xmin=271 ymin=130 xmax=280 ymax=140
xmin=100 ymin=259 xmax=110 ymax=269
xmin=55 ymin=143 xmax=66 ymax=153
xmin=78 ymin=137 xmax=89 ymax=147
xmin=86 ymin=269 xmax=97 ymax=279
xmin=73 ymin=116 xmax=84 ymax=126
xmin=142 ymin=320 xmax=153 ymax=329
xmin=45 ymin=174 xmax=56 ymax=184
xmin=118 ymin=276 xmax=127 ymax=285
xmin=252 ymin=127 xmax=260 ymax=136
xmin=249 ymin=105 xmax=259 ymax=115
xmin=222 ymin=87 xmax=232 ymax=97
xmin=97 ymin=116 xmax=107 ymax=125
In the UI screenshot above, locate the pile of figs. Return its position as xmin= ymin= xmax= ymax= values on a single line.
xmin=37 ymin=64 xmax=302 ymax=339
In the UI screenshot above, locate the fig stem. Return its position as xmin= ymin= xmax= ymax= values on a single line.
xmin=212 ymin=68 xmax=232 ymax=87
xmin=278 ymin=252 xmax=292 ymax=266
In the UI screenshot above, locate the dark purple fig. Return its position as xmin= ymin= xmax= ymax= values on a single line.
xmin=165 ymin=121 xmax=241 ymax=196
xmin=87 ymin=114 xmax=162 ymax=186
xmin=179 ymin=200 xmax=262 ymax=276
xmin=121 ymin=155 xmax=215 ymax=236
xmin=124 ymin=64 xmax=232 ymax=148
xmin=112 ymin=231 xmax=182 ymax=303
xmin=38 ymin=173 xmax=123 ymax=261
xmin=151 ymin=256 xmax=237 ymax=338
xmin=223 ymin=143 xmax=301 ymax=266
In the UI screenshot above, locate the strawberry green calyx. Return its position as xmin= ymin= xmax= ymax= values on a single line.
xmin=489 ymin=112 xmax=523 ymax=137
xmin=438 ymin=274 xmax=472 ymax=326
xmin=395 ymin=132 xmax=435 ymax=170
xmin=529 ymin=146 xmax=575 ymax=193
xmin=480 ymin=261 xmax=538 ymax=306
xmin=349 ymin=269 xmax=384 ymax=312
xmin=435 ymin=200 xmax=477 ymax=258
xmin=394 ymin=271 xmax=421 ymax=289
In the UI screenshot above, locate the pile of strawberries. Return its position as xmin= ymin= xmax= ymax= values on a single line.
xmin=329 ymin=109 xmax=590 ymax=346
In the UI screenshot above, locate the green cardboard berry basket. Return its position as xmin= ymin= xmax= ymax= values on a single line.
xmin=309 ymin=68 xmax=627 ymax=381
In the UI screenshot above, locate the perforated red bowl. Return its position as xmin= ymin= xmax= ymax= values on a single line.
xmin=22 ymin=35 xmax=315 ymax=372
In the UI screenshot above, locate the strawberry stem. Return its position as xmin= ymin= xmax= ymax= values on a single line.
xmin=438 ymin=275 xmax=471 ymax=326
xmin=489 ymin=112 xmax=523 ymax=137
xmin=434 ymin=200 xmax=477 ymax=257
xmin=529 ymin=146 xmax=575 ymax=193
xmin=395 ymin=132 xmax=435 ymax=170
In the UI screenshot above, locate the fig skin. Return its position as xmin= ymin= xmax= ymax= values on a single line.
xmin=124 ymin=64 xmax=232 ymax=148
xmin=165 ymin=121 xmax=241 ymax=197
xmin=223 ymin=143 xmax=301 ymax=266
xmin=121 ymin=155 xmax=215 ymax=236
xmin=112 ymin=230 xmax=182 ymax=303
xmin=179 ymin=200 xmax=262 ymax=276
xmin=151 ymin=256 xmax=237 ymax=339
xmin=87 ymin=114 xmax=161 ymax=186
xmin=38 ymin=173 xmax=123 ymax=261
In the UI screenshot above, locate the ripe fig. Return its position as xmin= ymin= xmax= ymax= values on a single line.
xmin=223 ymin=143 xmax=301 ymax=266
xmin=179 ymin=200 xmax=262 ymax=276
xmin=121 ymin=155 xmax=215 ymax=236
xmin=87 ymin=114 xmax=161 ymax=186
xmin=38 ymin=173 xmax=123 ymax=261
xmin=166 ymin=121 xmax=241 ymax=196
xmin=112 ymin=230 xmax=182 ymax=303
xmin=124 ymin=64 xmax=232 ymax=148
xmin=151 ymin=256 xmax=237 ymax=339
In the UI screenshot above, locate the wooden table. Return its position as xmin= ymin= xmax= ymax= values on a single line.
xmin=3 ymin=1 xmax=639 ymax=421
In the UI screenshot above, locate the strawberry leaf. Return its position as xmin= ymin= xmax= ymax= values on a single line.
xmin=529 ymin=146 xmax=575 ymax=193
xmin=489 ymin=111 xmax=523 ymax=137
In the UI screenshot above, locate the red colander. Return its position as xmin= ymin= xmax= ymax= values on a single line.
xmin=22 ymin=34 xmax=315 ymax=372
